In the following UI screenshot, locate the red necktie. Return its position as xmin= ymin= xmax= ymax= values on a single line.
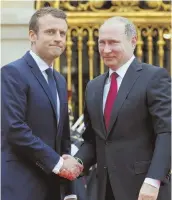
xmin=104 ymin=72 xmax=118 ymax=130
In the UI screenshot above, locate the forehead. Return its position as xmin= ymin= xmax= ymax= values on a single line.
xmin=99 ymin=23 xmax=125 ymax=40
xmin=38 ymin=14 xmax=68 ymax=31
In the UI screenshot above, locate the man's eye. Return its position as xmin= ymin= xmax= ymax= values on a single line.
xmin=99 ymin=41 xmax=104 ymax=45
xmin=47 ymin=30 xmax=54 ymax=34
xmin=60 ymin=32 xmax=66 ymax=36
xmin=110 ymin=41 xmax=119 ymax=45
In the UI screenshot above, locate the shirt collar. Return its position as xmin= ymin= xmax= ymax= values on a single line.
xmin=29 ymin=50 xmax=53 ymax=72
xmin=109 ymin=55 xmax=135 ymax=79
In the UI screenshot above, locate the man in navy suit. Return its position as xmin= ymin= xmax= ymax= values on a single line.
xmin=1 ymin=7 xmax=82 ymax=200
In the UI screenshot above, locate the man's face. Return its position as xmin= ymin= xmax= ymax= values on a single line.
xmin=29 ymin=14 xmax=68 ymax=63
xmin=98 ymin=23 xmax=136 ymax=70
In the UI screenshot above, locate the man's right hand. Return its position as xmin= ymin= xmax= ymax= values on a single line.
xmin=58 ymin=154 xmax=83 ymax=181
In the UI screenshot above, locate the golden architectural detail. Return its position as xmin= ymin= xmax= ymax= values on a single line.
xmin=35 ymin=0 xmax=171 ymax=118
xmin=66 ymin=29 xmax=73 ymax=105
xmin=147 ymin=29 xmax=153 ymax=65
xmin=35 ymin=0 xmax=59 ymax=10
xmin=54 ymin=57 xmax=60 ymax=72
xmin=136 ymin=27 xmax=144 ymax=61
xmin=145 ymin=0 xmax=170 ymax=11
xmin=87 ymin=27 xmax=95 ymax=80
xmin=157 ymin=28 xmax=166 ymax=68
xmin=142 ymin=27 xmax=155 ymax=65
xmin=58 ymin=0 xmax=170 ymax=12
xmin=72 ymin=27 xmax=84 ymax=116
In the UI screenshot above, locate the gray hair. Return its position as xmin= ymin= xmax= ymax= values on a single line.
xmin=103 ymin=16 xmax=137 ymax=40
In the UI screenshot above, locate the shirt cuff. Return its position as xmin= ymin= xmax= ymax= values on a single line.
xmin=71 ymin=144 xmax=79 ymax=156
xmin=64 ymin=195 xmax=77 ymax=200
xmin=144 ymin=178 xmax=161 ymax=189
xmin=52 ymin=157 xmax=64 ymax=174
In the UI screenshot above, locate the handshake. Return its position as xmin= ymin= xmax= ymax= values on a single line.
xmin=58 ymin=154 xmax=84 ymax=181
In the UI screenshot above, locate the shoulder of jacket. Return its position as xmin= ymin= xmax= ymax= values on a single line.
xmin=87 ymin=73 xmax=107 ymax=87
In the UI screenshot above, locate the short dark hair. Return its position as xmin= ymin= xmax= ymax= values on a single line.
xmin=29 ymin=7 xmax=67 ymax=33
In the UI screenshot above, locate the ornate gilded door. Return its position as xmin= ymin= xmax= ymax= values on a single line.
xmin=35 ymin=0 xmax=171 ymax=121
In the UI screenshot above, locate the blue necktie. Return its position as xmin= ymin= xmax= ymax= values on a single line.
xmin=45 ymin=68 xmax=57 ymax=109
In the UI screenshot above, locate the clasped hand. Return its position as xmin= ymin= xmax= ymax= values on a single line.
xmin=58 ymin=154 xmax=83 ymax=181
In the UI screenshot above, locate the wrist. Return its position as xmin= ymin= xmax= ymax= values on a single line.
xmin=144 ymin=178 xmax=160 ymax=189
xmin=52 ymin=157 xmax=64 ymax=174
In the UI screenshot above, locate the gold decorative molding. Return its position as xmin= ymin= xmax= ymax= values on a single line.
xmin=66 ymin=28 xmax=73 ymax=105
xmin=57 ymin=0 xmax=170 ymax=12
xmin=35 ymin=1 xmax=171 ymax=27
xmin=87 ymin=27 xmax=95 ymax=80
xmin=145 ymin=0 xmax=170 ymax=11
xmin=35 ymin=0 xmax=171 ymax=118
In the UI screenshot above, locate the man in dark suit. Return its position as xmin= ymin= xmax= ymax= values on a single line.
xmin=1 ymin=7 xmax=83 ymax=200
xmin=74 ymin=16 xmax=171 ymax=200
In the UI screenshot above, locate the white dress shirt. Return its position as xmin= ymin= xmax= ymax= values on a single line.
xmin=30 ymin=51 xmax=76 ymax=199
xmin=29 ymin=50 xmax=60 ymax=123
xmin=103 ymin=55 xmax=160 ymax=189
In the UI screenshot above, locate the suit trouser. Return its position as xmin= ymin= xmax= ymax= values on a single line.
xmin=105 ymin=175 xmax=115 ymax=200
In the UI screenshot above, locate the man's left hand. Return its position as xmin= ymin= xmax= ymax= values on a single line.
xmin=138 ymin=183 xmax=159 ymax=200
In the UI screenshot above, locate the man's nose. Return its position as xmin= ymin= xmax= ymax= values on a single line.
xmin=54 ymin=31 xmax=62 ymax=42
xmin=103 ymin=44 xmax=111 ymax=53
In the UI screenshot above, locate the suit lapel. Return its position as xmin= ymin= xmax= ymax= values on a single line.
xmin=94 ymin=72 xmax=109 ymax=138
xmin=107 ymin=59 xmax=143 ymax=136
xmin=23 ymin=51 xmax=57 ymax=119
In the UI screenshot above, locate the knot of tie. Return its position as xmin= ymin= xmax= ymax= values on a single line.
xmin=111 ymin=72 xmax=118 ymax=80
xmin=45 ymin=68 xmax=53 ymax=76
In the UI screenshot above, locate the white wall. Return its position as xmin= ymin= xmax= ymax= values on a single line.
xmin=1 ymin=0 xmax=35 ymax=66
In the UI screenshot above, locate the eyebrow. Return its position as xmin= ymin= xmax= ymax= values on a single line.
xmin=44 ymin=28 xmax=66 ymax=33
xmin=45 ymin=28 xmax=55 ymax=31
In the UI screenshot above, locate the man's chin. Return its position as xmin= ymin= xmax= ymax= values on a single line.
xmin=105 ymin=61 xmax=117 ymax=67
xmin=52 ymin=52 xmax=62 ymax=59
xmin=54 ymin=53 xmax=61 ymax=58
xmin=105 ymin=63 xmax=119 ymax=70
xmin=52 ymin=48 xmax=63 ymax=57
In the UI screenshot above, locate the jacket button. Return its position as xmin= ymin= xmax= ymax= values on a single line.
xmin=104 ymin=166 xmax=107 ymax=169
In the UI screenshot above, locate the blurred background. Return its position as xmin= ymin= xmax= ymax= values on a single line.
xmin=1 ymin=0 xmax=171 ymax=124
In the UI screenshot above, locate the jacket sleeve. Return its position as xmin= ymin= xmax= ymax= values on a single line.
xmin=146 ymin=67 xmax=171 ymax=183
xmin=1 ymin=65 xmax=60 ymax=174
xmin=61 ymin=83 xmax=71 ymax=156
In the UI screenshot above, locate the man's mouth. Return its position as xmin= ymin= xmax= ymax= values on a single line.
xmin=104 ymin=57 xmax=113 ymax=59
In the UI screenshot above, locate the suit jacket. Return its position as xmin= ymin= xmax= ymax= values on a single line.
xmin=76 ymin=58 xmax=171 ymax=200
xmin=1 ymin=51 xmax=72 ymax=200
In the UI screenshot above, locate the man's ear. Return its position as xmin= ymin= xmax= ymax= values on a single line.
xmin=29 ymin=30 xmax=37 ymax=44
xmin=131 ymin=36 xmax=137 ymax=48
